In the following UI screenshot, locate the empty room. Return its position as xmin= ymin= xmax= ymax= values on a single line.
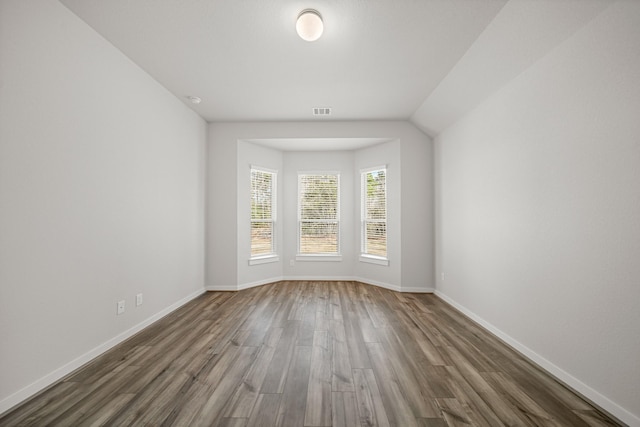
xmin=1 ymin=0 xmax=639 ymax=426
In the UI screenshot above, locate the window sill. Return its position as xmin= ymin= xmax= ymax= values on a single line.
xmin=248 ymin=255 xmax=279 ymax=266
xmin=359 ymin=254 xmax=389 ymax=266
xmin=296 ymin=254 xmax=343 ymax=262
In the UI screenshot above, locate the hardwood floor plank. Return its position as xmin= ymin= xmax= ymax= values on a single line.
xmin=224 ymin=327 xmax=284 ymax=418
xmin=261 ymin=320 xmax=301 ymax=394
xmin=71 ymin=344 xmax=151 ymax=385
xmin=393 ymin=306 xmax=446 ymax=366
xmin=362 ymin=286 xmax=390 ymax=329
xmin=164 ymin=340 xmax=244 ymax=426
xmin=340 ymin=292 xmax=372 ymax=369
xmin=287 ymin=283 xmax=307 ymax=321
xmin=240 ymin=298 xmax=278 ymax=347
xmin=108 ymin=371 xmax=193 ymax=426
xmin=191 ymin=345 xmax=260 ymax=425
xmin=376 ymin=327 xmax=440 ymax=418
xmin=435 ymin=398 xmax=474 ymax=426
xmin=47 ymin=366 xmax=141 ymax=426
xmin=366 ymin=342 xmax=419 ymax=427
xmin=304 ymin=330 xmax=332 ymax=426
xmin=436 ymin=325 xmax=499 ymax=374
xmin=0 ymin=382 xmax=80 ymax=427
xmin=330 ymin=319 xmax=355 ymax=392
xmin=315 ymin=282 xmax=331 ymax=332
xmin=0 ymin=282 xmax=623 ymax=427
xmin=374 ymin=297 xmax=450 ymax=403
xmin=354 ymin=300 xmax=378 ymax=343
xmin=511 ymin=358 xmax=593 ymax=411
xmin=352 ymin=368 xmax=391 ymax=427
xmin=416 ymin=418 xmax=448 ymax=427
xmin=217 ymin=418 xmax=249 ymax=427
xmin=297 ymin=295 xmax=318 ymax=347
xmin=21 ymin=369 xmax=128 ymax=426
xmin=501 ymin=358 xmax=600 ymax=426
xmin=573 ymin=409 xmax=621 ymax=427
xmin=116 ymin=319 xmax=214 ymax=395
xmin=276 ymin=345 xmax=312 ymax=427
xmin=329 ymin=285 xmax=344 ymax=322
xmin=439 ymin=365 xmax=506 ymax=427
xmin=271 ymin=290 xmax=297 ymax=327
xmin=482 ymin=371 xmax=564 ymax=427
xmin=246 ymin=394 xmax=281 ymax=427
xmin=81 ymin=392 xmax=136 ymax=427
xmin=421 ymin=366 xmax=455 ymax=399
xmin=331 ymin=392 xmax=358 ymax=427
xmin=436 ymin=345 xmax=533 ymax=424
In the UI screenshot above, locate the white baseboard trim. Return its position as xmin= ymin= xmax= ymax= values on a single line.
xmin=399 ymin=285 xmax=435 ymax=293
xmin=283 ymin=275 xmax=356 ymax=282
xmin=281 ymin=276 xmax=404 ymax=293
xmin=434 ymin=290 xmax=639 ymax=427
xmin=238 ymin=276 xmax=285 ymax=291
xmin=205 ymin=285 xmax=239 ymax=291
xmin=400 ymin=286 xmax=436 ymax=294
xmin=0 ymin=288 xmax=205 ymax=417
xmin=351 ymin=276 xmax=401 ymax=292
xmin=211 ymin=277 xmax=434 ymax=294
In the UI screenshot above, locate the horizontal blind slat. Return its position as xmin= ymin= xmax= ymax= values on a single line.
xmin=251 ymin=168 xmax=275 ymax=256
xmin=363 ymin=168 xmax=387 ymax=257
xmin=298 ymin=173 xmax=340 ymax=254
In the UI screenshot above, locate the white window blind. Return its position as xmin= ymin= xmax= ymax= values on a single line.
xmin=298 ymin=173 xmax=340 ymax=255
xmin=362 ymin=167 xmax=387 ymax=258
xmin=251 ymin=167 xmax=276 ymax=257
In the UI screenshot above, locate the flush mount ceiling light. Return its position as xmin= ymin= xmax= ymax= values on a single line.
xmin=188 ymin=96 xmax=201 ymax=104
xmin=296 ymin=9 xmax=323 ymax=42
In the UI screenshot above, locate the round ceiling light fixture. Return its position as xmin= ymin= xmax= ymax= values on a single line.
xmin=296 ymin=9 xmax=323 ymax=42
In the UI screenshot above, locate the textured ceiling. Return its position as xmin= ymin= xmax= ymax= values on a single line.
xmin=59 ymin=0 xmax=612 ymax=137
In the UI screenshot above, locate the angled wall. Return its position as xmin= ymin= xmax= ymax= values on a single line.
xmin=0 ymin=0 xmax=206 ymax=413
xmin=434 ymin=2 xmax=640 ymax=424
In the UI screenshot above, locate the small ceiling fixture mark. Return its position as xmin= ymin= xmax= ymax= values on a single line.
xmin=188 ymin=96 xmax=201 ymax=104
xmin=313 ymin=107 xmax=332 ymax=116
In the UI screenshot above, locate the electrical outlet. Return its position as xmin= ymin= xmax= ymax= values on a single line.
xmin=289 ymin=259 xmax=295 ymax=267
xmin=136 ymin=293 xmax=143 ymax=306
xmin=117 ymin=300 xmax=125 ymax=315
xmin=441 ymin=272 xmax=445 ymax=281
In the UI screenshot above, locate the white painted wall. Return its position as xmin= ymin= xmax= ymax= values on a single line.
xmin=282 ymin=151 xmax=356 ymax=279
xmin=0 ymin=0 xmax=206 ymax=413
xmin=207 ymin=121 xmax=434 ymax=292
xmin=434 ymin=2 xmax=640 ymax=424
xmin=401 ymin=130 xmax=435 ymax=292
xmin=237 ymin=141 xmax=284 ymax=288
xmin=207 ymin=124 xmax=239 ymax=290
xmin=353 ymin=140 xmax=402 ymax=289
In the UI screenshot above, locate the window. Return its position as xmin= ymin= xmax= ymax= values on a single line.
xmin=250 ymin=167 xmax=277 ymax=263
xmin=297 ymin=173 xmax=340 ymax=258
xmin=361 ymin=167 xmax=388 ymax=264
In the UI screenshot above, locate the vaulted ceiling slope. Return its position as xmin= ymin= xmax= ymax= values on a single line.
xmin=60 ymin=0 xmax=612 ymax=137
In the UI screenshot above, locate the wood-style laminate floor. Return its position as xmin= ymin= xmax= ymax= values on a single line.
xmin=0 ymin=281 xmax=621 ymax=426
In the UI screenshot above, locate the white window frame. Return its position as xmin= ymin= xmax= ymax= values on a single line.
xmin=360 ymin=165 xmax=389 ymax=266
xmin=296 ymin=171 xmax=342 ymax=262
xmin=249 ymin=165 xmax=279 ymax=265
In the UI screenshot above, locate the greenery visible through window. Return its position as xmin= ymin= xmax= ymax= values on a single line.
xmin=298 ymin=173 xmax=340 ymax=255
xmin=251 ymin=167 xmax=276 ymax=256
xmin=362 ymin=167 xmax=386 ymax=257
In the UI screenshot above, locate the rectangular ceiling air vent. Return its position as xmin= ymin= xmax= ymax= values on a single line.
xmin=313 ymin=107 xmax=332 ymax=116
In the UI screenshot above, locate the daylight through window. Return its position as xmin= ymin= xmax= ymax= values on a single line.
xmin=298 ymin=173 xmax=340 ymax=255
xmin=250 ymin=167 xmax=276 ymax=257
xmin=362 ymin=167 xmax=387 ymax=258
